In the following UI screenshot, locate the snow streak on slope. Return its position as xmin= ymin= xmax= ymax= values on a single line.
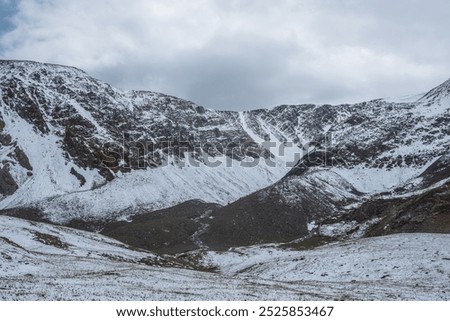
xmin=329 ymin=159 xmax=438 ymax=194
xmin=238 ymin=111 xmax=266 ymax=144
xmin=0 ymin=104 xmax=103 ymax=207
xmin=38 ymin=159 xmax=286 ymax=223
xmin=238 ymin=110 xmax=303 ymax=169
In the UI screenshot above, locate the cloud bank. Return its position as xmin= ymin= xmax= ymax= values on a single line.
xmin=1 ymin=0 xmax=450 ymax=110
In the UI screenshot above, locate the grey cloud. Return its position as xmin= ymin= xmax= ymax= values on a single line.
xmin=1 ymin=0 xmax=450 ymax=110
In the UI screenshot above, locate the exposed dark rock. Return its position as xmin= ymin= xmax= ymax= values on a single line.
xmin=102 ymin=200 xmax=221 ymax=254
xmin=70 ymin=167 xmax=86 ymax=186
xmin=10 ymin=146 xmax=33 ymax=171
xmin=0 ymin=165 xmax=18 ymax=196
xmin=0 ymin=132 xmax=12 ymax=145
xmin=200 ymin=190 xmax=310 ymax=250
xmin=0 ymin=207 xmax=48 ymax=222
xmin=341 ymin=182 xmax=450 ymax=236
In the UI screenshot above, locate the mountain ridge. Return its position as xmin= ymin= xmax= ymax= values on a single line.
xmin=0 ymin=59 xmax=449 ymax=253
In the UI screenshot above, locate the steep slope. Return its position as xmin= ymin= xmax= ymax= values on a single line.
xmin=0 ymin=60 xmax=288 ymax=222
xmin=343 ymin=177 xmax=450 ymax=237
xmin=200 ymin=170 xmax=362 ymax=249
xmin=102 ymin=159 xmax=450 ymax=253
xmin=197 ymin=81 xmax=450 ymax=249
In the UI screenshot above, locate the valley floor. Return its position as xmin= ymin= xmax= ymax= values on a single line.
xmin=0 ymin=216 xmax=449 ymax=300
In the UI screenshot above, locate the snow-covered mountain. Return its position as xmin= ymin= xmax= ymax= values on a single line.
xmin=0 ymin=59 xmax=449 ymax=251
xmin=0 ymin=60 xmax=288 ymax=222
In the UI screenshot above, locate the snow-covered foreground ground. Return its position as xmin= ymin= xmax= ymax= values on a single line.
xmin=203 ymin=234 xmax=450 ymax=300
xmin=1 ymin=215 xmax=449 ymax=300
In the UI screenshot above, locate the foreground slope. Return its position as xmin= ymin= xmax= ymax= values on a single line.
xmin=0 ymin=215 xmax=302 ymax=300
xmin=202 ymin=233 xmax=450 ymax=300
xmin=1 ymin=215 xmax=449 ymax=300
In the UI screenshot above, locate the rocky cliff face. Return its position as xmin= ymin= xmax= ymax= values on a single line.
xmin=0 ymin=60 xmax=286 ymax=221
xmin=1 ymin=60 xmax=449 ymax=252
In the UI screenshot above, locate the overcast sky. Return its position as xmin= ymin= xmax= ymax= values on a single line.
xmin=1 ymin=0 xmax=450 ymax=110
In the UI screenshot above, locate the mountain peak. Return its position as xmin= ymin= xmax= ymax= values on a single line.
xmin=0 ymin=60 xmax=91 ymax=88
xmin=419 ymin=77 xmax=450 ymax=104
xmin=0 ymin=59 xmax=87 ymax=73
